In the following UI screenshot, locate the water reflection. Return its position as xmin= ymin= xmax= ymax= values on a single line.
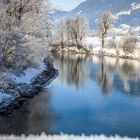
xmin=97 ymin=58 xmax=113 ymax=95
xmin=118 ymin=59 xmax=139 ymax=81
xmin=53 ymin=53 xmax=90 ymax=89
xmin=51 ymin=54 xmax=140 ymax=137
xmin=0 ymin=54 xmax=140 ymax=137
xmin=0 ymin=90 xmax=54 ymax=135
xmin=53 ymin=53 xmax=140 ymax=96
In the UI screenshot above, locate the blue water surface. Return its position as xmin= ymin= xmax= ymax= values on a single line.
xmin=0 ymin=54 xmax=140 ymax=137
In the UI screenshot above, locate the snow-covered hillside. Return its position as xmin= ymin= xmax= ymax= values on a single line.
xmin=54 ymin=0 xmax=140 ymax=29
xmin=52 ymin=10 xmax=69 ymax=22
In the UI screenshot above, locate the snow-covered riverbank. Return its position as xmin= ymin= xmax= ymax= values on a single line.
xmin=0 ymin=134 xmax=139 ymax=140
xmin=51 ymin=36 xmax=140 ymax=60
xmin=0 ymin=59 xmax=58 ymax=115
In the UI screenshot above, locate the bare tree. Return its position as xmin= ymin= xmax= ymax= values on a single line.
xmin=53 ymin=15 xmax=88 ymax=49
xmin=57 ymin=21 xmax=66 ymax=48
xmin=122 ymin=35 xmax=138 ymax=54
xmin=66 ymin=15 xmax=88 ymax=49
xmin=98 ymin=11 xmax=116 ymax=48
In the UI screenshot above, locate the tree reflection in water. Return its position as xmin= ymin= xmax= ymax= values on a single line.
xmin=117 ymin=59 xmax=140 ymax=96
xmin=96 ymin=57 xmax=140 ymax=96
xmin=0 ymin=53 xmax=140 ymax=136
xmin=53 ymin=53 xmax=89 ymax=89
xmin=53 ymin=53 xmax=140 ymax=96
xmin=97 ymin=57 xmax=116 ymax=95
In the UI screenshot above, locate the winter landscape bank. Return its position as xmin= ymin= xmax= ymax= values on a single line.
xmin=0 ymin=0 xmax=140 ymax=139
xmin=0 ymin=59 xmax=58 ymax=115
xmin=0 ymin=0 xmax=58 ymax=114
xmin=52 ymin=8 xmax=140 ymax=60
xmin=51 ymin=36 xmax=140 ymax=60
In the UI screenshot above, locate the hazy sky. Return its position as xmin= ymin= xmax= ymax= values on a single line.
xmin=52 ymin=0 xmax=85 ymax=11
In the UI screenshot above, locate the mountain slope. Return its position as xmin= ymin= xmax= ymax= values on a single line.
xmin=53 ymin=10 xmax=69 ymax=22
xmin=55 ymin=0 xmax=140 ymax=29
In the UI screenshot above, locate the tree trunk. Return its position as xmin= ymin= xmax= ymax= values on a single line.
xmin=61 ymin=41 xmax=64 ymax=49
xmin=76 ymin=38 xmax=82 ymax=49
xmin=102 ymin=38 xmax=104 ymax=48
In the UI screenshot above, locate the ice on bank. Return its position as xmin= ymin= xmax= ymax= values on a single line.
xmin=0 ymin=134 xmax=139 ymax=140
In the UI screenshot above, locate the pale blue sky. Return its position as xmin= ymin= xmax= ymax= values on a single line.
xmin=51 ymin=0 xmax=85 ymax=11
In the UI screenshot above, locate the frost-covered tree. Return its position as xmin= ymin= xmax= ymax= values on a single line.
xmin=122 ymin=35 xmax=138 ymax=54
xmin=1 ymin=0 xmax=44 ymax=22
xmin=56 ymin=21 xmax=66 ymax=48
xmin=0 ymin=0 xmax=52 ymax=88
xmin=66 ymin=15 xmax=88 ymax=49
xmin=0 ymin=0 xmax=52 ymax=69
xmin=98 ymin=11 xmax=116 ymax=48
xmin=53 ymin=15 xmax=88 ymax=49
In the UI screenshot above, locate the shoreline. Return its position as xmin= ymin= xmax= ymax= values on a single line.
xmin=0 ymin=59 xmax=58 ymax=115
xmin=0 ymin=134 xmax=139 ymax=140
xmin=51 ymin=47 xmax=140 ymax=61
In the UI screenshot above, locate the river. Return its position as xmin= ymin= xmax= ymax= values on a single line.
xmin=0 ymin=53 xmax=140 ymax=138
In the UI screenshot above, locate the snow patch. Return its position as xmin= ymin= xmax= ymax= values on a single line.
xmin=116 ymin=10 xmax=131 ymax=17
xmin=132 ymin=2 xmax=140 ymax=10
xmin=0 ymin=92 xmax=12 ymax=104
xmin=82 ymin=37 xmax=101 ymax=51
xmin=12 ymin=63 xmax=45 ymax=84
xmin=115 ymin=2 xmax=140 ymax=20
xmin=0 ymin=134 xmax=139 ymax=140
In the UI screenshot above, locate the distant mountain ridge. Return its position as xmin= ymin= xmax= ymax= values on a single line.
xmin=53 ymin=0 xmax=140 ymax=29
xmin=53 ymin=10 xmax=69 ymax=22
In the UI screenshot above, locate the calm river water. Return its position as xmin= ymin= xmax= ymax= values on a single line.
xmin=0 ymin=53 xmax=140 ymax=137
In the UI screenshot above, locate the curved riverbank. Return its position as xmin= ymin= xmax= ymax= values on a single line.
xmin=0 ymin=59 xmax=58 ymax=115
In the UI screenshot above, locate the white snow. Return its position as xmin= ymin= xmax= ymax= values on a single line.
xmin=82 ymin=37 xmax=101 ymax=52
xmin=131 ymin=2 xmax=140 ymax=10
xmin=82 ymin=36 xmax=140 ymax=60
xmin=119 ymin=24 xmax=130 ymax=30
xmin=83 ymin=36 xmax=140 ymax=48
xmin=0 ymin=134 xmax=139 ymax=140
xmin=116 ymin=10 xmax=131 ymax=17
xmin=113 ymin=24 xmax=140 ymax=35
xmin=75 ymin=10 xmax=83 ymax=17
xmin=12 ymin=63 xmax=45 ymax=84
xmin=0 ymin=92 xmax=12 ymax=104
xmin=115 ymin=2 xmax=140 ymax=20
